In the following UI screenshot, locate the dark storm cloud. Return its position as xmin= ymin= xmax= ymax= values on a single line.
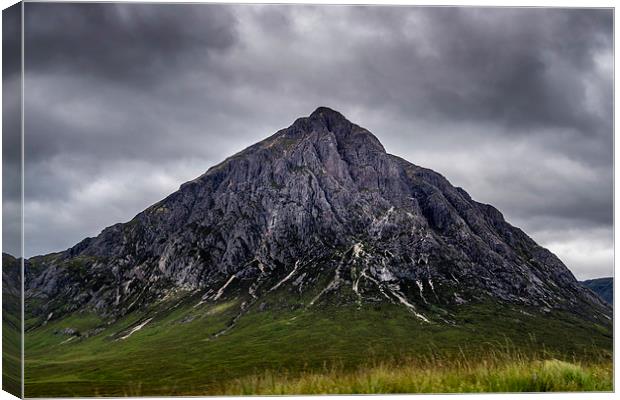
xmin=2 ymin=2 xmax=21 ymax=77
xmin=345 ymin=8 xmax=610 ymax=136
xmin=2 ymin=3 xmax=23 ymax=257
xmin=17 ymin=4 xmax=612 ymax=279
xmin=24 ymin=3 xmax=238 ymax=84
xmin=410 ymin=8 xmax=612 ymax=133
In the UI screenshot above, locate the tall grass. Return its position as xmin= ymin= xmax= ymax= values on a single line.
xmin=219 ymin=359 xmax=611 ymax=395
xmin=214 ymin=344 xmax=613 ymax=395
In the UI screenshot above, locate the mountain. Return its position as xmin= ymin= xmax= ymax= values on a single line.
xmin=24 ymin=106 xmax=609 ymax=324
xmin=581 ymin=277 xmax=613 ymax=305
xmin=21 ymin=107 xmax=612 ymax=396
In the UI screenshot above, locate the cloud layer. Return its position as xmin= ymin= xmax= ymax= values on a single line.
xmin=5 ymin=4 xmax=612 ymax=279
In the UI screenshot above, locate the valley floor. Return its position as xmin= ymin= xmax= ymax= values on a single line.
xmin=22 ymin=294 xmax=613 ymax=396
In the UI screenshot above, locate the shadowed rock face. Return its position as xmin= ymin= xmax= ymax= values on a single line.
xmin=25 ymin=107 xmax=610 ymax=325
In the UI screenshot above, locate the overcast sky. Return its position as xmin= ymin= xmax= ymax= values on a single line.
xmin=3 ymin=4 xmax=613 ymax=279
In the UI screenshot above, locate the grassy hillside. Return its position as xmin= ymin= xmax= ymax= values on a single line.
xmin=3 ymin=255 xmax=22 ymax=397
xmin=24 ymin=292 xmax=612 ymax=397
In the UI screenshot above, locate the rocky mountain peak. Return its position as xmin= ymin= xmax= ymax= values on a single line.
xmin=308 ymin=106 xmax=350 ymax=128
xmin=309 ymin=105 xmax=345 ymax=118
xmin=284 ymin=107 xmax=386 ymax=156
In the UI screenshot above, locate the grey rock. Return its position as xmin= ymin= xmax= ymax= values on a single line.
xmin=56 ymin=327 xmax=79 ymax=336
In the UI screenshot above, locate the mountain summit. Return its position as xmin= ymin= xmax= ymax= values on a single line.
xmin=25 ymin=107 xmax=610 ymax=330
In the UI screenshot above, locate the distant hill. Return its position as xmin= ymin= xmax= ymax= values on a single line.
xmin=581 ymin=277 xmax=613 ymax=305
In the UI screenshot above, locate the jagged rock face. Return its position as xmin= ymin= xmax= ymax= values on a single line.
xmin=24 ymin=107 xmax=610 ymax=324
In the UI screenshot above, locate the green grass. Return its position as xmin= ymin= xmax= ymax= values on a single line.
xmin=3 ymin=308 xmax=22 ymax=397
xmin=3 ymin=255 xmax=22 ymax=397
xmin=222 ymin=358 xmax=612 ymax=395
xmin=23 ymin=296 xmax=612 ymax=397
